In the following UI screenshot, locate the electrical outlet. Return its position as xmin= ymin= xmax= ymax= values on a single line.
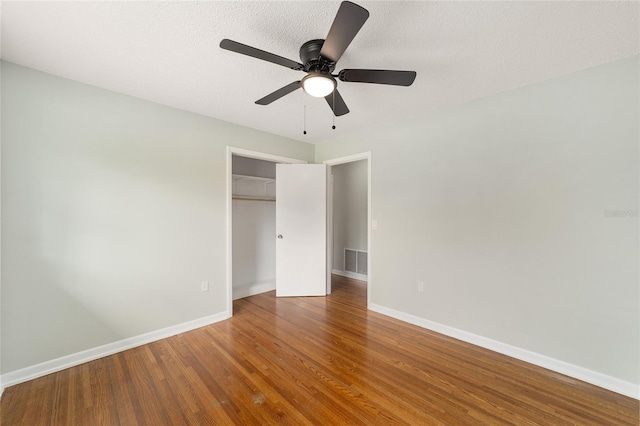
xmin=417 ymin=282 xmax=424 ymax=293
xmin=372 ymin=220 xmax=378 ymax=230
xmin=201 ymin=280 xmax=209 ymax=292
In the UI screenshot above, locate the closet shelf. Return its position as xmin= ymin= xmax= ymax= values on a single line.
xmin=232 ymin=174 xmax=275 ymax=201
xmin=232 ymin=174 xmax=275 ymax=183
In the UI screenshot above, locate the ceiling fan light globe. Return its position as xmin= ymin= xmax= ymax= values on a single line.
xmin=302 ymin=74 xmax=336 ymax=97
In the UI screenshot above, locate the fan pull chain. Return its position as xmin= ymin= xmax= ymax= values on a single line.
xmin=303 ymin=102 xmax=307 ymax=135
xmin=332 ymin=92 xmax=336 ymax=130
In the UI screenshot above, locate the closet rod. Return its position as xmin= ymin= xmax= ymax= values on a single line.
xmin=232 ymin=196 xmax=276 ymax=202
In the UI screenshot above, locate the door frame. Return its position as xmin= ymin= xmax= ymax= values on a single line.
xmin=226 ymin=147 xmax=307 ymax=317
xmin=323 ymin=152 xmax=372 ymax=308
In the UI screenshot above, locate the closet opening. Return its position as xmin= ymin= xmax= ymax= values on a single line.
xmin=225 ymin=147 xmax=307 ymax=317
xmin=231 ymin=155 xmax=278 ymax=301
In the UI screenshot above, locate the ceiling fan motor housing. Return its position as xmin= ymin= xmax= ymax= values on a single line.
xmin=300 ymin=39 xmax=335 ymax=74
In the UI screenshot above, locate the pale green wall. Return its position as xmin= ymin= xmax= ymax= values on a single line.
xmin=0 ymin=61 xmax=313 ymax=373
xmin=2 ymin=56 xmax=639 ymax=387
xmin=316 ymin=56 xmax=640 ymax=385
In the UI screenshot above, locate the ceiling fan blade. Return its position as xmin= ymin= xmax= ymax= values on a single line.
xmin=325 ymin=89 xmax=350 ymax=116
xmin=220 ymin=39 xmax=304 ymax=71
xmin=255 ymin=81 xmax=302 ymax=105
xmin=319 ymin=1 xmax=369 ymax=64
xmin=339 ymin=69 xmax=417 ymax=86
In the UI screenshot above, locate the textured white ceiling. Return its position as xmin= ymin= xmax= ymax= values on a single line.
xmin=1 ymin=1 xmax=638 ymax=144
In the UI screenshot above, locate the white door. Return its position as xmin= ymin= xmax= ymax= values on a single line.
xmin=276 ymin=164 xmax=327 ymax=297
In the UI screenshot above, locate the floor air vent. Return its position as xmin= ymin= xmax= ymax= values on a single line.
xmin=345 ymin=249 xmax=367 ymax=275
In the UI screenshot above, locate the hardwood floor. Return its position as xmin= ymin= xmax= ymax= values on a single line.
xmin=1 ymin=275 xmax=638 ymax=425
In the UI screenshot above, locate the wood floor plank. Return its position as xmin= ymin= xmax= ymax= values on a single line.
xmin=1 ymin=275 xmax=638 ymax=425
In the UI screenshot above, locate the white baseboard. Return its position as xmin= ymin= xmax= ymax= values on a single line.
xmin=332 ymin=269 xmax=368 ymax=282
xmin=0 ymin=311 xmax=229 ymax=394
xmin=369 ymin=303 xmax=639 ymax=400
xmin=233 ymin=280 xmax=275 ymax=300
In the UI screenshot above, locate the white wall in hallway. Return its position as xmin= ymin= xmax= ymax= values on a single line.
xmin=332 ymin=160 xmax=368 ymax=273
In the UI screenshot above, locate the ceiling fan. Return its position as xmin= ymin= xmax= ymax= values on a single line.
xmin=220 ymin=1 xmax=416 ymax=117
